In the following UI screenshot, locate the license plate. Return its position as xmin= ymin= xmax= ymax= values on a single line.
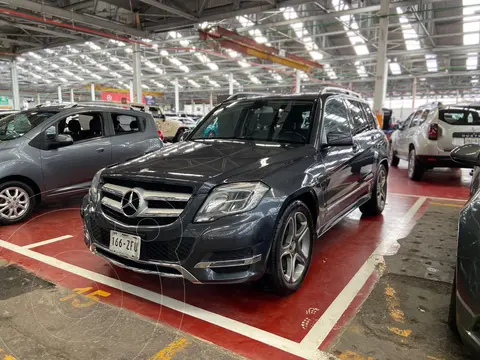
xmin=464 ymin=138 xmax=480 ymax=145
xmin=109 ymin=231 xmax=141 ymax=260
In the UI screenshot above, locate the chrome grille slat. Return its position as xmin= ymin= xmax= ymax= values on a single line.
xmin=100 ymin=182 xmax=192 ymax=225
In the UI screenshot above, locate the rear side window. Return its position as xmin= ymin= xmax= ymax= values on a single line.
xmin=322 ymin=98 xmax=351 ymax=143
xmin=111 ymin=113 xmax=145 ymax=134
xmin=439 ymin=107 xmax=480 ymax=125
xmin=345 ymin=99 xmax=369 ymax=134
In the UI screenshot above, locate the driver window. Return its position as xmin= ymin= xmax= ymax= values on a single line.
xmin=57 ymin=112 xmax=104 ymax=142
xmin=322 ymin=98 xmax=351 ymax=143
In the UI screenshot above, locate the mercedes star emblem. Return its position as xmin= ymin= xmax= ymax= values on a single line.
xmin=121 ymin=190 xmax=140 ymax=217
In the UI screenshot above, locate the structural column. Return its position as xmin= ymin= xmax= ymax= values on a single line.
xmin=36 ymin=93 xmax=41 ymax=105
xmin=209 ymin=92 xmax=213 ymax=108
xmin=70 ymin=88 xmax=74 ymax=103
xmin=10 ymin=60 xmax=20 ymax=110
xmin=412 ymin=77 xmax=417 ymax=111
xmin=132 ymin=43 xmax=142 ymax=103
xmin=372 ymin=0 xmax=391 ymax=129
xmin=57 ymin=86 xmax=63 ymax=104
xmin=174 ymin=78 xmax=180 ymax=112
xmin=295 ymin=70 xmax=301 ymax=94
xmin=129 ymin=81 xmax=134 ymax=102
xmin=90 ymin=83 xmax=95 ymax=101
xmin=229 ymin=73 xmax=234 ymax=95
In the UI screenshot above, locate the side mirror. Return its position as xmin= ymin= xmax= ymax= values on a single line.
xmin=451 ymin=144 xmax=480 ymax=167
xmin=325 ymin=131 xmax=353 ymax=147
xmin=47 ymin=132 xmax=73 ymax=149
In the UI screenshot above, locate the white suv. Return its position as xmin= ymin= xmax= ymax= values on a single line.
xmin=389 ymin=103 xmax=480 ymax=180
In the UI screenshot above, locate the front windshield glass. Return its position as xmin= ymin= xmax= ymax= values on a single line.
xmin=0 ymin=111 xmax=57 ymax=140
xmin=190 ymin=99 xmax=315 ymax=144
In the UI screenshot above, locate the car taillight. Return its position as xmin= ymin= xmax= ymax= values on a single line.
xmin=158 ymin=130 xmax=164 ymax=141
xmin=428 ymin=123 xmax=439 ymax=140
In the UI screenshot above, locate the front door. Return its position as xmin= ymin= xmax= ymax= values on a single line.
xmin=319 ymin=97 xmax=359 ymax=224
xmin=40 ymin=110 xmax=112 ymax=197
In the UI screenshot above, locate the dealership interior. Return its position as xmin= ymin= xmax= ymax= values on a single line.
xmin=0 ymin=1 xmax=479 ymax=360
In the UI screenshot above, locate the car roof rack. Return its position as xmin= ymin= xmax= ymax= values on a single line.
xmin=226 ymin=92 xmax=271 ymax=101
xmin=320 ymin=87 xmax=362 ymax=99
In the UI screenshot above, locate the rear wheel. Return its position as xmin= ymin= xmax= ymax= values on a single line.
xmin=0 ymin=181 xmax=36 ymax=225
xmin=388 ymin=142 xmax=399 ymax=167
xmin=267 ymin=201 xmax=314 ymax=296
xmin=408 ymin=148 xmax=424 ymax=181
xmin=360 ymin=163 xmax=387 ymax=216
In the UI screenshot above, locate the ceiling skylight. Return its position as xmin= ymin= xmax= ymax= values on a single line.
xmin=467 ymin=53 xmax=478 ymax=70
xmin=389 ymin=61 xmax=402 ymax=75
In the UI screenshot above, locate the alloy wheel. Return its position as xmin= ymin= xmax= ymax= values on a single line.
xmin=280 ymin=212 xmax=311 ymax=284
xmin=0 ymin=187 xmax=30 ymax=220
xmin=376 ymin=167 xmax=387 ymax=210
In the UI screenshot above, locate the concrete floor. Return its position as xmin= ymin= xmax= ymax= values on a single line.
xmin=0 ymin=259 xmax=243 ymax=360
xmin=330 ymin=203 xmax=471 ymax=360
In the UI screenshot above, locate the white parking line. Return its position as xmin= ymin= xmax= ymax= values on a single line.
xmin=0 ymin=239 xmax=330 ymax=360
xmin=300 ymin=196 xmax=427 ymax=350
xmin=390 ymin=192 xmax=466 ymax=202
xmin=24 ymin=235 xmax=73 ymax=249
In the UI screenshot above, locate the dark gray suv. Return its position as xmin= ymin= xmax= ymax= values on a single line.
xmin=0 ymin=103 xmax=162 ymax=224
xmin=81 ymin=89 xmax=388 ymax=295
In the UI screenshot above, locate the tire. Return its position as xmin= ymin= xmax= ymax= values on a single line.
xmin=388 ymin=142 xmax=400 ymax=167
xmin=448 ymin=272 xmax=459 ymax=334
xmin=408 ymin=148 xmax=424 ymax=181
xmin=266 ymin=201 xmax=314 ymax=296
xmin=174 ymin=129 xmax=185 ymax=142
xmin=0 ymin=181 xmax=36 ymax=225
xmin=360 ymin=163 xmax=388 ymax=216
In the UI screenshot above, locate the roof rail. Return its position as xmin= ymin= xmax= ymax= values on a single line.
xmin=226 ymin=92 xmax=271 ymax=101
xmin=320 ymin=87 xmax=362 ymax=99
xmin=35 ymin=102 xmax=77 ymax=109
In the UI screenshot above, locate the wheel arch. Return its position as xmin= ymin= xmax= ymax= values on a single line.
xmin=0 ymin=175 xmax=42 ymax=202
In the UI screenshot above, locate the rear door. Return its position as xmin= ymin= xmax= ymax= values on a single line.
xmin=107 ymin=111 xmax=161 ymax=164
xmin=437 ymin=106 xmax=480 ymax=152
xmin=395 ymin=112 xmax=415 ymax=158
xmin=319 ymin=97 xmax=359 ymax=223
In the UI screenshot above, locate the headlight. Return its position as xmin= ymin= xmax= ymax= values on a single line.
xmin=89 ymin=168 xmax=104 ymax=203
xmin=194 ymin=182 xmax=269 ymax=223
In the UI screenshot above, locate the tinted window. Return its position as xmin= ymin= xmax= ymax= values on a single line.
xmin=0 ymin=111 xmax=57 ymax=140
xmin=439 ymin=106 xmax=480 ymax=125
xmin=345 ymin=99 xmax=368 ymax=134
xmin=361 ymin=104 xmax=379 ymax=129
xmin=58 ymin=112 xmax=104 ymax=142
xmin=322 ymin=98 xmax=351 ymax=143
xmin=111 ymin=113 xmax=144 ymax=135
xmin=191 ymin=99 xmax=315 ymax=144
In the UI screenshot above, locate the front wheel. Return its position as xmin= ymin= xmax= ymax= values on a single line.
xmin=408 ymin=148 xmax=424 ymax=181
xmin=360 ymin=163 xmax=387 ymax=216
xmin=0 ymin=181 xmax=36 ymax=225
xmin=267 ymin=201 xmax=314 ymax=296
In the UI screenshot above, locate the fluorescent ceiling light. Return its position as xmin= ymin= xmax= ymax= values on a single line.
xmin=28 ymin=52 xmax=42 ymax=59
xmin=389 ymin=62 xmax=402 ymax=75
xmin=354 ymin=45 xmax=369 ymax=55
xmin=426 ymin=54 xmax=438 ymax=72
xmin=238 ymin=60 xmax=250 ymax=68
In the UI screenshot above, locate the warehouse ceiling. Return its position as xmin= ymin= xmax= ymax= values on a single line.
xmin=0 ymin=0 xmax=479 ymax=101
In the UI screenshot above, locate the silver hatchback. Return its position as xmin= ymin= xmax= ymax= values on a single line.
xmin=0 ymin=103 xmax=162 ymax=224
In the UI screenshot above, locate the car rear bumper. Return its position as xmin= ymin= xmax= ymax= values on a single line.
xmin=81 ymin=195 xmax=276 ymax=284
xmin=416 ymin=155 xmax=468 ymax=168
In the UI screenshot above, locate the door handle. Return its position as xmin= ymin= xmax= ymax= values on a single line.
xmin=96 ymin=148 xmax=105 ymax=153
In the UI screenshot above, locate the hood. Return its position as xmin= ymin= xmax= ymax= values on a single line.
xmin=103 ymin=140 xmax=315 ymax=192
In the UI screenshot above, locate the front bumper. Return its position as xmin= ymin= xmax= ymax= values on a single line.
xmin=81 ymin=195 xmax=278 ymax=284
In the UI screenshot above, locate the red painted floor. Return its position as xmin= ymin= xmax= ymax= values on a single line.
xmin=0 ymin=167 xmax=471 ymax=359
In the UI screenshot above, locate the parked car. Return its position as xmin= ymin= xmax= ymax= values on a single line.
xmin=0 ymin=103 xmax=162 ymax=224
xmin=156 ymin=114 xmax=196 ymax=142
xmin=0 ymin=111 xmax=17 ymax=120
xmin=81 ymin=87 xmax=388 ymax=295
xmin=389 ymin=102 xmax=480 ymax=180
xmin=449 ymin=143 xmax=480 ymax=358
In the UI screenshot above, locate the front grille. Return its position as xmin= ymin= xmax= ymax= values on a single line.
xmin=91 ymin=224 xmax=195 ymax=262
xmin=99 ymin=179 xmax=193 ymax=227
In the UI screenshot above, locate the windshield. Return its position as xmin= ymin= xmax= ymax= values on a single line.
xmin=190 ymin=99 xmax=315 ymax=144
xmin=0 ymin=111 xmax=57 ymax=140
xmin=439 ymin=106 xmax=480 ymax=125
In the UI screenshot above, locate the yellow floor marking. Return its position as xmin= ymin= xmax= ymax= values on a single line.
xmin=385 ymin=285 xmax=405 ymax=323
xmin=5 ymin=355 xmax=17 ymax=360
xmin=388 ymin=327 xmax=412 ymax=337
xmin=430 ymin=202 xmax=464 ymax=208
xmin=149 ymin=338 xmax=191 ymax=360
xmin=338 ymin=350 xmax=375 ymax=360
xmin=426 ymin=356 xmax=445 ymax=360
